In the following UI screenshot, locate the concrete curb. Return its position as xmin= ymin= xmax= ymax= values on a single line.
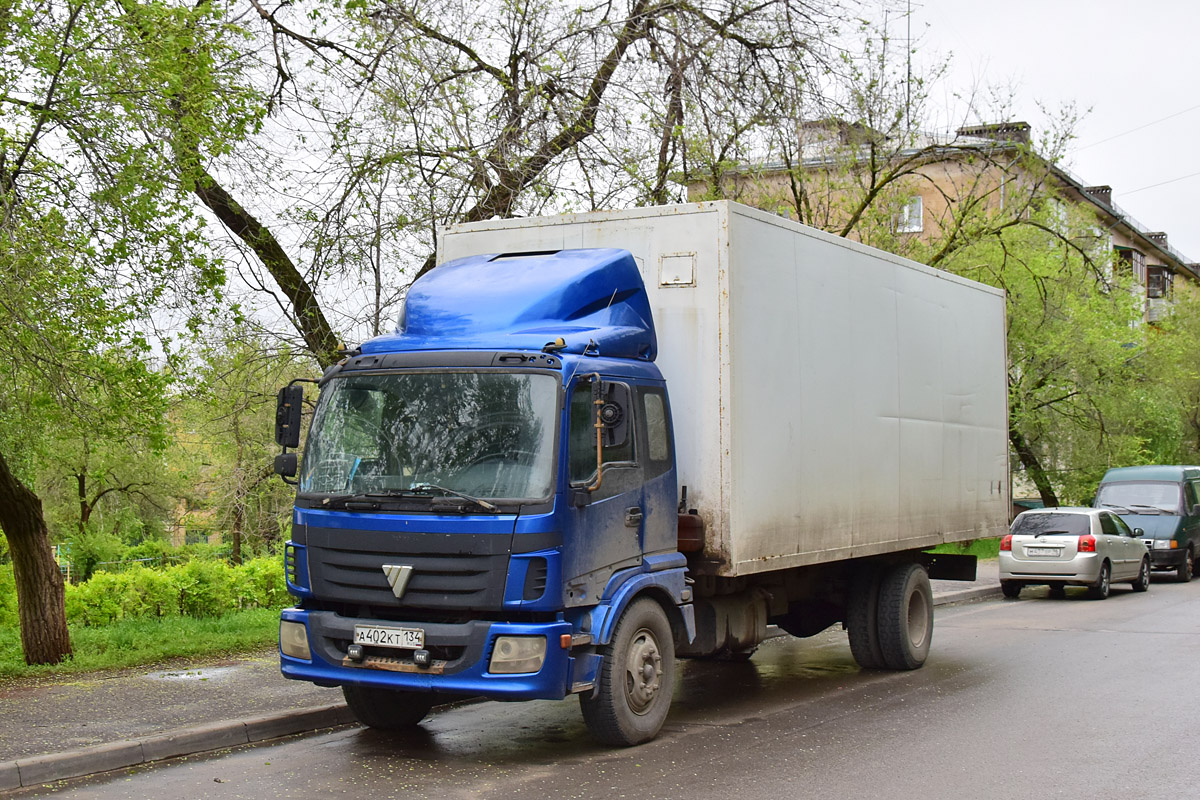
xmin=0 ymin=703 xmax=356 ymax=791
xmin=932 ymin=585 xmax=1002 ymax=606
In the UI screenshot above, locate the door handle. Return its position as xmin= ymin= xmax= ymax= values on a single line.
xmin=624 ymin=507 xmax=643 ymax=527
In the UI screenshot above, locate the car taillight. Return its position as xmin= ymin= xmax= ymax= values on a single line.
xmin=1000 ymin=534 xmax=1012 ymax=551
xmin=1078 ymin=534 xmax=1097 ymax=553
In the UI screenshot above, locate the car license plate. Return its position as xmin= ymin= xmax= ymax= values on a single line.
xmin=353 ymin=625 xmax=424 ymax=650
xmin=1026 ymin=547 xmax=1058 ymax=557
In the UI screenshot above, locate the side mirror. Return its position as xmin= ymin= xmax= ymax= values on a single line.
xmin=1191 ymin=505 xmax=1200 ymax=517
xmin=274 ymin=453 xmax=298 ymax=478
xmin=1134 ymin=527 xmax=1145 ymax=536
xmin=275 ymin=385 xmax=304 ymax=448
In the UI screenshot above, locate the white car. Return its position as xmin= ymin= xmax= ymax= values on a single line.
xmin=999 ymin=507 xmax=1150 ymax=600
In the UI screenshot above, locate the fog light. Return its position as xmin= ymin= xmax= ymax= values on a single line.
xmin=488 ymin=635 xmax=547 ymax=674
xmin=413 ymin=649 xmax=431 ymax=667
xmin=347 ymin=644 xmax=364 ymax=662
xmin=280 ymin=620 xmax=311 ymax=660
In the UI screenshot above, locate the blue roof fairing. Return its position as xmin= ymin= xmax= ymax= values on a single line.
xmin=361 ymin=249 xmax=657 ymax=361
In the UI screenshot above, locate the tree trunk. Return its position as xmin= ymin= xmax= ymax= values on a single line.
xmin=1009 ymin=426 xmax=1060 ymax=508
xmin=0 ymin=449 xmax=73 ymax=665
xmin=76 ymin=472 xmax=92 ymax=535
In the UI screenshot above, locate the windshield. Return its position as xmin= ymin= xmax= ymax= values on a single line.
xmin=300 ymin=371 xmax=559 ymax=501
xmin=1095 ymin=482 xmax=1182 ymax=515
xmin=1011 ymin=513 xmax=1091 ymax=537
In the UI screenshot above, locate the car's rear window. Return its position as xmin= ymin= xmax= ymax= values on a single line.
xmin=1012 ymin=513 xmax=1091 ymax=536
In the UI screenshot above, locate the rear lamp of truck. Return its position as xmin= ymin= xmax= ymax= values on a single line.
xmin=999 ymin=534 xmax=1012 ymax=551
xmin=280 ymin=620 xmax=312 ymax=660
xmin=488 ymin=635 xmax=547 ymax=674
xmin=1077 ymin=534 xmax=1097 ymax=553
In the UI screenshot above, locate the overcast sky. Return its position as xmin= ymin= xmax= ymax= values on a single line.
xmin=903 ymin=0 xmax=1199 ymax=262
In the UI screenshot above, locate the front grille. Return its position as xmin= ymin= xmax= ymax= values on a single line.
xmin=305 ymin=526 xmax=510 ymax=611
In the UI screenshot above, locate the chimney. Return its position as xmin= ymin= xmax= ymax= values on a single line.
xmin=1084 ymin=186 xmax=1112 ymax=206
xmin=955 ymin=121 xmax=1032 ymax=145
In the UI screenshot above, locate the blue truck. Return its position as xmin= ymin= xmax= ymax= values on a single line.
xmin=274 ymin=202 xmax=1009 ymax=745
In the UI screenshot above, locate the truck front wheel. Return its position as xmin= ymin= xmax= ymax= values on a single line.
xmin=581 ymin=598 xmax=675 ymax=746
xmin=342 ymin=685 xmax=436 ymax=730
xmin=877 ymin=563 xmax=933 ymax=670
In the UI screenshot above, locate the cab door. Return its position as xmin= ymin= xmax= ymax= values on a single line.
xmin=561 ymin=376 xmax=644 ymax=606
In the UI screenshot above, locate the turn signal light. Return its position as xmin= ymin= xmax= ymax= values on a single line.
xmin=1078 ymin=534 xmax=1097 ymax=553
xmin=999 ymin=534 xmax=1012 ymax=551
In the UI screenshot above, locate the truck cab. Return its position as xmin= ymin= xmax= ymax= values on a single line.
xmin=276 ymin=249 xmax=692 ymax=745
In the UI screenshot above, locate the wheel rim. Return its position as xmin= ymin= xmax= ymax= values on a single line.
xmin=1101 ymin=565 xmax=1110 ymax=593
xmin=624 ymin=626 xmax=663 ymax=715
xmin=906 ymin=587 xmax=930 ymax=649
xmin=1142 ymin=560 xmax=1149 ymax=588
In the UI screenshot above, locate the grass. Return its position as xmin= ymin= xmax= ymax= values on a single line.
xmin=0 ymin=607 xmax=280 ymax=682
xmin=929 ymin=537 xmax=1001 ymax=560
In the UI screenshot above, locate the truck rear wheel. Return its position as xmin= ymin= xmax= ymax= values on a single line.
xmin=846 ymin=566 xmax=886 ymax=670
xmin=342 ymin=685 xmax=436 ymax=730
xmin=877 ymin=563 xmax=933 ymax=670
xmin=580 ymin=598 xmax=675 ymax=746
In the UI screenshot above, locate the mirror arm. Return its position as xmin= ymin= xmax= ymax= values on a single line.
xmin=584 ymin=374 xmax=605 ymax=492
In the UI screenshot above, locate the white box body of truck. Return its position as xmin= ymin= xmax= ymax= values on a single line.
xmin=439 ymin=200 xmax=1009 ymax=578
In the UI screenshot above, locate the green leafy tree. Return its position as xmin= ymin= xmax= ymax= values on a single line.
xmin=0 ymin=0 xmax=256 ymax=663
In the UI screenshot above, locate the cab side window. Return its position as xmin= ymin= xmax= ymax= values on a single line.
xmin=568 ymin=381 xmax=636 ymax=485
xmin=1186 ymin=481 xmax=1200 ymax=514
xmin=639 ymin=388 xmax=672 ymax=480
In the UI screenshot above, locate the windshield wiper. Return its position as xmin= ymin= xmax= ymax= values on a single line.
xmin=316 ymin=490 xmax=432 ymax=510
xmin=1126 ymin=504 xmax=1167 ymax=515
xmin=408 ymin=483 xmax=499 ymax=512
xmin=1100 ymin=503 xmax=1132 ymax=513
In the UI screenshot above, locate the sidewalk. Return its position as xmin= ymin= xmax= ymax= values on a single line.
xmin=0 ymin=561 xmax=1000 ymax=791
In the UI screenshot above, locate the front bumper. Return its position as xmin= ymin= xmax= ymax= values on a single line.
xmin=1148 ymin=548 xmax=1187 ymax=570
xmin=279 ymin=608 xmax=578 ymax=700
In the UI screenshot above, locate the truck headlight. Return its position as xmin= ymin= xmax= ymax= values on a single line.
xmin=280 ymin=620 xmax=312 ymax=660
xmin=488 ymin=636 xmax=547 ymax=674
xmin=1154 ymin=540 xmax=1178 ymax=550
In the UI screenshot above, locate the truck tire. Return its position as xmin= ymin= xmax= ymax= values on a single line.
xmin=846 ymin=566 xmax=886 ymax=670
xmin=1177 ymin=548 xmax=1193 ymax=583
xmin=342 ymin=685 xmax=436 ymax=730
xmin=877 ymin=563 xmax=933 ymax=671
xmin=580 ymin=598 xmax=675 ymax=746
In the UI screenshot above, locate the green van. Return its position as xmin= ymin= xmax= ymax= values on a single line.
xmin=1093 ymin=465 xmax=1200 ymax=581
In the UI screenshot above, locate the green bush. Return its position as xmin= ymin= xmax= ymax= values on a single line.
xmin=232 ymin=558 xmax=287 ymax=609
xmin=60 ymin=554 xmax=287 ymax=627
xmin=0 ymin=565 xmax=18 ymax=628
xmin=171 ymin=559 xmax=235 ymax=617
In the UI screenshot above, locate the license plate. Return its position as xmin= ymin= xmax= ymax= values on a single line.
xmin=1026 ymin=547 xmax=1058 ymax=557
xmin=353 ymin=625 xmax=424 ymax=650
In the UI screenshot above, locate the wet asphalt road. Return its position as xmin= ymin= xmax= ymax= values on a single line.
xmin=14 ymin=577 xmax=1200 ymax=800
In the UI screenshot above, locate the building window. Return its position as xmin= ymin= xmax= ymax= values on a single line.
xmin=1116 ymin=248 xmax=1147 ymax=285
xmin=1146 ymin=266 xmax=1172 ymax=299
xmin=894 ymin=196 xmax=923 ymax=233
